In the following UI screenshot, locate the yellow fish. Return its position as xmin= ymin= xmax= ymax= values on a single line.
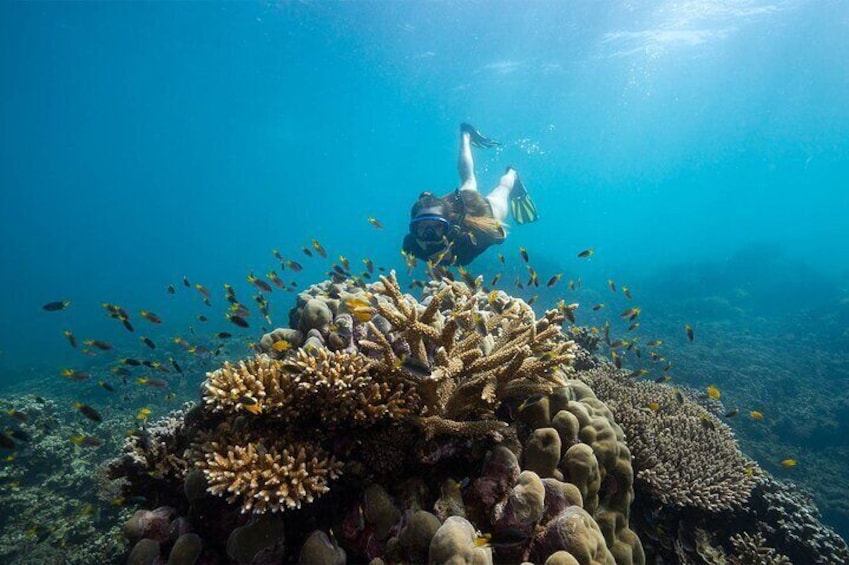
xmin=706 ymin=385 xmax=721 ymax=400
xmin=272 ymin=340 xmax=291 ymax=352
xmin=750 ymin=410 xmax=764 ymax=421
xmin=647 ymin=402 xmax=660 ymax=411
xmin=780 ymin=459 xmax=797 ymax=468
xmin=136 ymin=407 xmax=152 ymax=421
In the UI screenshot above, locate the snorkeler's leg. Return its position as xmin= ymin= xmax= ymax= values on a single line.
xmin=458 ymin=127 xmax=478 ymax=192
xmin=485 ymin=167 xmax=517 ymax=224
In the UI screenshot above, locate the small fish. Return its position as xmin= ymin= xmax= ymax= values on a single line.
xmin=619 ymin=307 xmax=640 ymax=320
xmin=268 ymin=271 xmax=284 ymax=289
xmin=272 ymin=340 xmax=291 ymax=352
xmin=674 ymin=389 xmax=685 ymax=404
xmin=286 ymin=260 xmax=303 ymax=272
xmin=183 ymin=276 xmax=191 ymax=287
xmin=70 ymin=435 xmax=103 ymax=448
xmin=750 ymin=410 xmax=764 ymax=421
xmin=228 ymin=314 xmax=249 ymax=328
xmin=627 ymin=322 xmax=640 ymax=332
xmin=167 ymin=284 xmax=176 ymax=295
xmin=685 ymin=323 xmax=694 ymax=342
xmin=646 ymin=340 xmax=663 ymax=347
xmin=301 ymin=245 xmax=313 ymax=257
xmin=7 ymin=409 xmax=29 ymax=423
xmin=194 ymin=284 xmax=211 ymax=299
xmin=215 ymin=332 xmax=232 ymax=339
xmin=61 ymin=369 xmax=91 ymax=382
xmin=196 ymin=315 xmax=208 ymax=322
xmin=367 ymin=217 xmax=383 ymax=229
xmin=237 ymin=395 xmax=262 ymax=415
xmin=111 ymin=366 xmax=131 ymax=377
xmin=63 ymin=330 xmax=77 ymax=348
xmin=724 ymin=408 xmax=739 ymax=418
xmin=83 ymin=339 xmax=112 ymax=351
xmin=519 ymin=247 xmax=529 ymax=263
xmin=140 ymin=336 xmax=156 ymax=350
xmin=592 ymin=303 xmax=604 ymax=311
xmin=140 ymin=311 xmax=162 ymax=324
xmin=98 ymin=381 xmax=115 ymax=392
xmin=780 ymin=459 xmax=797 ymax=468
xmin=628 ymin=368 xmax=649 ymax=379
xmin=654 ymin=374 xmax=672 ymax=383
xmin=577 ymin=248 xmax=594 ymax=258
xmin=608 ymin=279 xmax=616 ymax=293
xmin=700 ymin=415 xmax=717 ymax=430
xmin=497 ymin=253 xmax=505 ymax=264
xmin=0 ymin=433 xmax=15 ymax=449
xmin=74 ymin=403 xmax=102 ymax=423
xmin=121 ymin=358 xmax=142 ymax=366
xmin=43 ymin=301 xmax=71 ymax=312
xmin=706 ymin=385 xmax=721 ymax=400
xmin=527 ymin=295 xmax=538 ymax=306
xmin=527 ymin=267 xmax=539 ymax=287
xmin=623 ymin=286 xmax=632 ymax=300
xmin=247 ymin=272 xmax=273 ymax=293
xmin=610 ymin=350 xmax=622 ymax=369
xmin=473 ymin=313 xmax=488 ymax=336
xmin=362 ymin=258 xmax=374 ymax=274
xmin=312 ymin=239 xmax=327 ymax=258
xmin=272 ymin=249 xmax=284 ymax=261
xmin=136 ymin=407 xmax=152 ymax=421
xmin=647 ymin=402 xmax=660 ymax=411
xmin=136 ymin=377 xmax=168 ymax=389
xmin=169 ymin=357 xmax=183 ymax=373
xmin=546 ymin=274 xmax=563 ymax=288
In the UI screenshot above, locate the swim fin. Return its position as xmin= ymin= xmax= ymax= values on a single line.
xmin=460 ymin=123 xmax=501 ymax=148
xmin=510 ymin=174 xmax=539 ymax=224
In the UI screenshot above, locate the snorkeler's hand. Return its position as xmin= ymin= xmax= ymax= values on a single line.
xmin=460 ymin=123 xmax=501 ymax=148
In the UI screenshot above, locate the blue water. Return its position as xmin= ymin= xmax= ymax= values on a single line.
xmin=2 ymin=0 xmax=848 ymax=542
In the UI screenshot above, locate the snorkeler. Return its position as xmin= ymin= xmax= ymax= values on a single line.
xmin=403 ymin=123 xmax=539 ymax=267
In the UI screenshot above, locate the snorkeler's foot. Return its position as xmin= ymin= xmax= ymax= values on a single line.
xmin=460 ymin=123 xmax=501 ymax=148
xmin=510 ymin=174 xmax=540 ymax=224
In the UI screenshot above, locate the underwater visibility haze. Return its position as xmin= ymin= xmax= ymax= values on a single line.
xmin=1 ymin=1 xmax=848 ymax=563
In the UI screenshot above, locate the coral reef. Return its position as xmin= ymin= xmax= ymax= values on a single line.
xmin=580 ymin=366 xmax=760 ymax=512
xmin=195 ymin=424 xmax=343 ymax=514
xmin=0 ymin=394 xmax=132 ymax=564
xmin=104 ymin=273 xmax=847 ymax=564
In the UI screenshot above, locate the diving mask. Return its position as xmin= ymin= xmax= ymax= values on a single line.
xmin=410 ymin=214 xmax=451 ymax=243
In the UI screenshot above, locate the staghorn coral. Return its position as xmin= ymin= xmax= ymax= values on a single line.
xmin=581 ymin=365 xmax=760 ymax=513
xmin=195 ymin=423 xmax=343 ymax=514
xmin=728 ymin=531 xmax=791 ymax=564
xmin=359 ymin=273 xmax=577 ymax=438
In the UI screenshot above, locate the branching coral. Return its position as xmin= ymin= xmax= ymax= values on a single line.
xmin=195 ymin=424 xmax=343 ymax=514
xmin=581 ymin=365 xmax=760 ymax=512
xmin=203 ymin=349 xmax=417 ymax=426
xmin=728 ymin=532 xmax=791 ymax=565
xmin=359 ymin=273 xmax=577 ymax=438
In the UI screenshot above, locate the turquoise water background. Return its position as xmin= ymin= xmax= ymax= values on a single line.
xmin=1 ymin=0 xmax=848 ymax=539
